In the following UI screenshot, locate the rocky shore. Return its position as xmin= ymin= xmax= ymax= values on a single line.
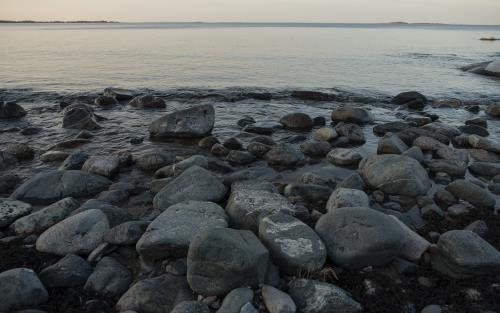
xmin=0 ymin=87 xmax=500 ymax=313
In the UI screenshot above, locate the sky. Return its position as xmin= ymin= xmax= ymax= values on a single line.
xmin=1 ymin=0 xmax=500 ymax=25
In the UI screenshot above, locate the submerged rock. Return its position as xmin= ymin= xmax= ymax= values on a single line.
xmin=149 ymin=104 xmax=215 ymax=138
xmin=129 ymin=94 xmax=166 ymax=108
xmin=94 ymin=95 xmax=118 ymax=107
xmin=291 ymin=90 xmax=336 ymax=101
xmin=0 ymin=101 xmax=27 ymax=118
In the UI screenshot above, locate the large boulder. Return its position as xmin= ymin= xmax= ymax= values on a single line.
xmin=0 ymin=101 xmax=27 ymax=118
xmin=129 ymin=94 xmax=166 ymax=108
xmin=258 ymin=213 xmax=326 ymax=275
xmin=149 ymin=105 xmax=215 ymax=138
xmin=445 ymin=179 xmax=495 ymax=209
xmin=84 ymin=256 xmax=132 ymax=297
xmin=261 ymin=285 xmax=296 ymax=313
xmin=137 ymin=201 xmax=228 ymax=259
xmin=187 ymin=228 xmax=269 ymax=296
xmin=359 ymin=155 xmax=431 ymax=197
xmin=431 ymin=230 xmax=500 ymax=279
xmin=62 ymin=103 xmax=101 ymax=130
xmin=0 ymin=198 xmax=31 ymax=229
xmin=331 ymin=107 xmax=373 ymax=124
xmin=153 ymin=166 xmax=228 ymax=210
xmin=462 ymin=60 xmax=500 ymax=78
xmin=0 ymin=268 xmax=49 ymax=312
xmin=82 ymin=155 xmax=121 ymax=178
xmin=39 ymin=254 xmax=92 ymax=288
xmin=35 ymin=209 xmax=110 ymax=256
xmin=11 ymin=170 xmax=111 ymax=205
xmin=315 ymin=207 xmax=429 ymax=269
xmin=279 ymin=113 xmax=313 ymax=130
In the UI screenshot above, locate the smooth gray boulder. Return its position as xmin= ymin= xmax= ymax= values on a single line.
xmin=261 ymin=285 xmax=296 ymax=313
xmin=149 ymin=105 xmax=215 ymax=138
xmin=171 ymin=301 xmax=210 ymax=313
xmin=11 ymin=170 xmax=111 ymax=205
xmin=264 ymin=144 xmax=306 ymax=168
xmin=216 ymin=287 xmax=254 ymax=313
xmin=280 ymin=113 xmax=313 ymax=130
xmin=62 ymin=103 xmax=100 ymax=130
xmin=116 ymin=274 xmax=195 ymax=313
xmin=71 ymin=199 xmax=131 ymax=227
xmin=153 ymin=166 xmax=227 ymax=210
xmin=327 ymin=148 xmax=362 ymax=166
xmin=84 ymin=256 xmax=132 ymax=296
xmin=359 ymin=154 xmax=431 ymax=197
xmin=82 ymin=155 xmax=121 ymax=178
xmin=258 ymin=213 xmax=326 ymax=275
xmin=187 ymin=228 xmax=269 ymax=296
xmin=431 ymin=230 xmax=500 ymax=279
xmin=315 ymin=207 xmax=429 ymax=269
xmin=11 ymin=197 xmax=80 ymax=235
xmin=226 ymin=189 xmax=296 ymax=232
xmin=0 ymin=268 xmax=49 ymax=312
xmin=446 ymin=179 xmax=495 ymax=209
xmin=135 ymin=149 xmax=176 ymax=171
xmin=0 ymin=101 xmax=27 ymax=118
xmin=331 ymin=107 xmax=373 ymax=124
xmin=137 ymin=201 xmax=228 ymax=259
xmin=326 ymin=188 xmax=369 ymax=211
xmin=377 ymin=133 xmax=408 ymax=154
xmin=39 ymin=254 xmax=92 ymax=288
xmin=288 ymin=279 xmax=362 ymax=313
xmin=104 ymin=221 xmax=150 ymax=245
xmin=0 ymin=198 xmax=31 ymax=229
xmin=129 ymin=94 xmax=166 ymax=108
xmin=36 ymin=209 xmax=110 ymax=256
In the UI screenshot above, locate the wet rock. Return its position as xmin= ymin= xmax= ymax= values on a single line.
xmin=283 ymin=184 xmax=332 ymax=210
xmin=468 ymin=135 xmax=500 ymax=153
xmin=300 ymin=171 xmax=337 ymax=189
xmin=459 ymin=124 xmax=489 ymax=137
xmin=94 ymin=95 xmax=118 ymax=107
xmin=41 ymin=151 xmax=70 ymax=162
xmin=426 ymin=159 xmax=466 ymax=177
xmin=113 ymin=149 xmax=133 ymax=167
xmin=62 ymin=103 xmax=101 ymax=130
xmin=0 ymin=101 xmax=27 ymax=118
xmin=11 ymin=197 xmax=80 ymax=235
xmin=84 ymin=256 xmax=132 ymax=296
xmin=486 ymin=103 xmax=500 ymax=117
xmin=5 ymin=143 xmax=35 ymax=160
xmin=327 ymin=148 xmax=362 ymax=166
xmin=134 ymin=149 xmax=176 ymax=171
xmin=261 ymin=285 xmax=296 ymax=313
xmin=171 ymin=301 xmax=210 ymax=313
xmin=291 ymin=90 xmax=336 ymax=101
xmin=258 ymin=213 xmax=326 ymax=275
xmin=0 ymin=268 xmax=49 ymax=312
xmin=421 ymin=122 xmax=460 ymax=140
xmin=103 ymin=87 xmax=134 ymax=101
xmin=313 ymin=116 xmax=326 ymax=126
xmin=187 ymin=228 xmax=269 ymax=296
xmin=468 ymin=162 xmax=500 ymax=177
xmin=243 ymin=121 xmax=282 ymax=135
xmin=36 ymin=209 xmax=110 ymax=256
xmin=59 ymin=151 xmax=89 ymax=170
xmin=21 ymin=126 xmax=42 ymax=135
xmin=377 ymin=133 xmax=408 ymax=154
xmin=373 ymin=121 xmax=412 ymax=136
xmin=313 ymin=127 xmax=338 ymax=142
xmin=392 ymin=91 xmax=428 ymax=109
xmin=264 ymin=144 xmax=306 ymax=168
xmin=247 ymin=142 xmax=272 ymax=158
xmin=237 ymin=116 xmax=256 ymax=128
xmin=137 ymin=201 xmax=228 ymax=259
xmin=116 ymin=274 xmax=194 ymax=313
xmin=334 ymin=122 xmax=366 ymax=144
xmin=211 ymin=143 xmax=230 ymax=157
xmin=155 ymin=155 xmax=232 ymax=178
xmin=434 ymin=188 xmax=458 ymax=208
xmin=315 ymin=207 xmax=429 ymax=269
xmin=0 ymin=173 xmax=21 ymax=194
xmin=288 ymin=279 xmax=362 ymax=313
xmin=280 ymin=113 xmax=313 ymax=130
xmin=149 ymin=104 xmax=215 ymax=138
xmin=39 ymin=254 xmax=92 ymax=288
xmin=300 ymin=140 xmax=331 ymax=157
xmin=405 ymin=115 xmax=432 ymax=126
xmin=0 ymin=151 xmax=17 ymax=171
xmin=226 ymin=150 xmax=257 ymax=165
xmin=466 ymin=117 xmax=487 ymax=128
xmin=199 ymin=136 xmax=220 ymax=150
xmin=153 ymin=166 xmax=228 ymax=209
xmin=129 ymin=94 xmax=166 ymax=108
xmin=431 ymin=230 xmax=500 ymax=279
xmin=337 ymin=172 xmax=366 ymax=190
xmin=226 ymin=189 xmax=296 ymax=232
xmin=445 ymin=179 xmax=495 ymax=209
xmin=104 ymin=221 xmax=149 ymax=245
xmin=0 ymin=198 xmax=31 ymax=229
xmin=82 ymin=155 xmax=121 ymax=178
xmin=223 ymin=137 xmax=242 ymax=150
xmin=326 ymin=188 xmax=369 ymax=212
xmin=359 ymin=155 xmax=431 ymax=197
xmin=331 ymin=107 xmax=373 ymax=124
xmin=11 ymin=170 xmax=111 ymax=205
xmin=467 ymin=149 xmax=500 ymax=163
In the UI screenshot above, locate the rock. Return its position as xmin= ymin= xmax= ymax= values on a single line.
xmin=426 ymin=159 xmax=466 ymax=177
xmin=226 ymin=189 xmax=296 ymax=232
xmin=468 ymin=135 xmax=500 ymax=153
xmin=41 ymin=151 xmax=70 ymax=162
xmin=36 ymin=209 xmax=110 ymax=256
xmin=431 ymin=230 xmax=500 ymax=279
xmin=129 ymin=94 xmax=166 ymax=108
xmin=468 ymin=149 xmax=500 ymax=163
xmin=283 ymin=184 xmax=332 ymax=211
xmin=11 ymin=170 xmax=111 ymax=205
xmin=258 ymin=213 xmax=326 ymax=275
xmin=373 ymin=121 xmax=412 ymax=136
xmin=313 ymin=116 xmax=326 ymax=126
xmin=62 ymin=103 xmax=101 ymax=130
xmin=421 ymin=122 xmax=460 ymax=140
xmin=0 ymin=101 xmax=27 ymax=118
xmin=469 ymin=162 xmax=500 ymax=177
xmin=82 ymin=155 xmax=121 ymax=178
xmin=94 ymin=95 xmax=118 ymax=107
xmin=103 ymin=87 xmax=134 ymax=100
xmin=0 ymin=151 xmax=17 ymax=171
xmin=315 ymin=207 xmax=429 ymax=269
xmin=327 ymin=148 xmax=362 ymax=166
xmin=0 ymin=173 xmax=21 ymax=194
xmin=288 ymin=279 xmax=362 ymax=313
xmin=334 ymin=122 xmax=365 ymax=144
xmin=445 ymin=179 xmax=495 ymax=209
xmin=377 ymin=133 xmax=408 ymax=154
xmin=405 ymin=115 xmax=432 ymax=126
xmin=313 ymin=127 xmax=338 ymax=142
xmin=300 ymin=172 xmax=337 ymax=189
xmin=71 ymin=199 xmax=131 ymax=227
xmin=155 ymin=155 xmax=233 ymax=178
xmin=20 ymin=126 xmax=42 ymax=135
xmin=104 ymin=221 xmax=149 ymax=245
xmin=199 ymin=136 xmax=220 ymax=150
xmin=337 ymin=173 xmax=366 ymax=190
xmin=237 ymin=116 xmax=256 ymax=128
xmin=223 ymin=137 xmax=242 ymax=150
xmin=84 ymin=256 xmax=132 ymax=296
xmin=264 ymin=144 xmax=306 ymax=168
xmin=331 ymin=107 xmax=373 ymax=124
xmin=280 ymin=113 xmax=314 ymax=130
xmin=187 ymin=228 xmax=269 ymax=296
xmin=149 ymin=105 xmax=215 ymax=138
xmin=116 ymin=274 xmax=194 ymax=313
xmin=226 ymin=150 xmax=257 ymax=165
xmin=39 ymin=254 xmax=92 ymax=288
xmin=243 ymin=121 xmax=282 ymax=135
xmin=464 ymin=220 xmax=489 ymax=238
xmin=11 ymin=197 xmax=80 ymax=235
xmin=401 ymin=146 xmax=424 ymax=163
xmin=247 ymin=142 xmax=272 ymax=157
xmin=359 ymin=155 xmax=431 ymax=197
xmin=421 ymin=304 xmax=442 ymax=313
xmin=486 ymin=103 xmax=500 ymax=117
xmin=153 ymin=166 xmax=228 ymax=210
xmin=0 ymin=268 xmax=49 ymax=312
xmin=216 ymin=287 xmax=253 ymax=313
xmin=5 ymin=143 xmax=35 ymax=160
xmin=113 ymin=149 xmax=133 ymax=167
xmin=137 ymin=201 xmax=227 ymax=259
xmin=171 ymin=301 xmax=210 ymax=313
xmin=0 ymin=199 xmax=31 ymax=229
xmin=299 ymin=140 xmax=331 ymax=157
xmin=59 ymin=151 xmax=89 ymax=170
xmin=434 ymin=188 xmax=457 ymax=208
xmin=326 ymin=188 xmax=369 ymax=212
xmin=291 ymin=90 xmax=336 ymax=101
xmin=459 ymin=124 xmax=489 ymax=137
xmin=466 ymin=117 xmax=487 ymax=128
xmin=211 ymin=143 xmax=230 ymax=157
xmin=392 ymin=91 xmax=428 ymax=109
xmin=135 ymin=149 xmax=176 ymax=171
xmin=261 ymin=285 xmax=296 ymax=313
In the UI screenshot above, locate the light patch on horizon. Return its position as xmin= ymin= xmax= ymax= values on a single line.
xmin=1 ymin=0 xmax=499 ymax=25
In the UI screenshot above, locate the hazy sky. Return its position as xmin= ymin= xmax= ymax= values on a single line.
xmin=1 ymin=0 xmax=499 ymax=24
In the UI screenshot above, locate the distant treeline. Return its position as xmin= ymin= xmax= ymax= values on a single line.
xmin=0 ymin=20 xmax=118 ymax=23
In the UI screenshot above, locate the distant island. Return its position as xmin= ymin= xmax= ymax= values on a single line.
xmin=0 ymin=20 xmax=118 ymax=23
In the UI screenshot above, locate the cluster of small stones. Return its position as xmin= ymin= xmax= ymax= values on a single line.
xmin=0 ymin=88 xmax=500 ymax=313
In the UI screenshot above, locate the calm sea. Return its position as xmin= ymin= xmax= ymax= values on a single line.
xmin=0 ymin=22 xmax=499 ymax=99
